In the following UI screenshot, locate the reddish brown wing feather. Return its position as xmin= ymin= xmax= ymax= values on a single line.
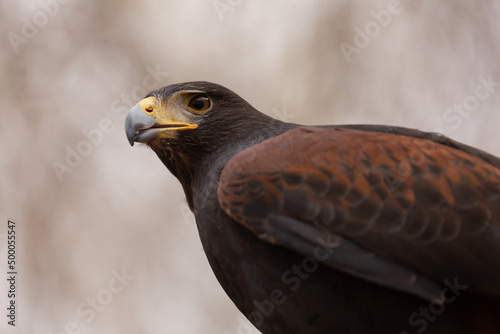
xmin=218 ymin=127 xmax=500 ymax=296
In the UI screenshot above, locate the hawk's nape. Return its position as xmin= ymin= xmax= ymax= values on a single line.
xmin=126 ymin=81 xmax=500 ymax=334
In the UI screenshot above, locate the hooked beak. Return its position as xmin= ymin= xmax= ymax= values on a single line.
xmin=125 ymin=97 xmax=198 ymax=146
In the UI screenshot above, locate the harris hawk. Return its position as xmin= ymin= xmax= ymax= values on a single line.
xmin=125 ymin=81 xmax=500 ymax=334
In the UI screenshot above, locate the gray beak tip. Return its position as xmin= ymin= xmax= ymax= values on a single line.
xmin=125 ymin=112 xmax=136 ymax=146
xmin=125 ymin=104 xmax=158 ymax=147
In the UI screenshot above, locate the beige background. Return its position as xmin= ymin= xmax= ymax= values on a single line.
xmin=1 ymin=1 xmax=499 ymax=333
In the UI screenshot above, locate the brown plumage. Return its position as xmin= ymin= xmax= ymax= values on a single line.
xmin=126 ymin=81 xmax=500 ymax=333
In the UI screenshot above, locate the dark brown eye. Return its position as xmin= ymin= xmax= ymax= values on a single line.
xmin=188 ymin=95 xmax=211 ymax=112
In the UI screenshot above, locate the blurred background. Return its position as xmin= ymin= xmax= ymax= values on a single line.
xmin=0 ymin=1 xmax=499 ymax=333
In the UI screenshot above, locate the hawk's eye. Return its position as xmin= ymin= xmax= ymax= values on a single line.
xmin=187 ymin=95 xmax=211 ymax=112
